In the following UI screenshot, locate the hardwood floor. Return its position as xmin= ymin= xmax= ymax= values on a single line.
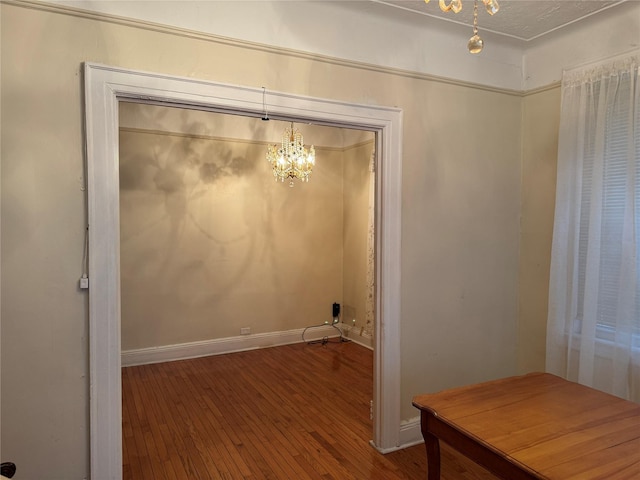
xmin=122 ymin=341 xmax=499 ymax=479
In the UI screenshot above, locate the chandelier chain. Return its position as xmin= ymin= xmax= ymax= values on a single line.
xmin=473 ymin=0 xmax=478 ymax=35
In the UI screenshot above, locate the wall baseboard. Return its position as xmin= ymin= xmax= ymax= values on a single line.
xmin=370 ymin=417 xmax=422 ymax=453
xmin=399 ymin=416 xmax=423 ymax=449
xmin=337 ymin=322 xmax=373 ymax=349
xmin=122 ymin=325 xmax=347 ymax=367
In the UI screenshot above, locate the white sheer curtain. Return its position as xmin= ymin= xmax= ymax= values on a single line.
xmin=547 ymin=52 xmax=640 ymax=402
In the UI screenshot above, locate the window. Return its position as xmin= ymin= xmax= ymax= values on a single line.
xmin=547 ymin=53 xmax=640 ymax=401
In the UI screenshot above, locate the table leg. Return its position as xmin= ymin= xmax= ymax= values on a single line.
xmin=424 ymin=431 xmax=441 ymax=480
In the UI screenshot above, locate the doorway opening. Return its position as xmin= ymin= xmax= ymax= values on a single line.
xmin=118 ymin=103 xmax=376 ymax=359
xmin=84 ymin=63 xmax=402 ymax=479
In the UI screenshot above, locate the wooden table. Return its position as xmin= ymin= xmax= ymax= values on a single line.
xmin=412 ymin=372 xmax=640 ymax=480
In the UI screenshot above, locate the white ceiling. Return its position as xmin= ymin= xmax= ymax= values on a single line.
xmin=371 ymin=0 xmax=628 ymax=41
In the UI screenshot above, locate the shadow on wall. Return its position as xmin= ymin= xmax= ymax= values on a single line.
xmin=118 ymin=105 xmax=262 ymax=290
xmin=118 ymin=103 xmax=349 ymax=348
xmin=119 ymin=106 xmax=260 ymax=191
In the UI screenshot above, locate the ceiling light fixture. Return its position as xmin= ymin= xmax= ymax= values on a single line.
xmin=266 ymin=122 xmax=315 ymax=187
xmin=424 ymin=0 xmax=499 ymax=54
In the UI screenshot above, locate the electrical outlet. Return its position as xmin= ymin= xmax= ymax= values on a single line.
xmin=240 ymin=327 xmax=251 ymax=335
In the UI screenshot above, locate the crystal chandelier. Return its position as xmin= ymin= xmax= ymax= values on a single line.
xmin=266 ymin=122 xmax=315 ymax=186
xmin=424 ymin=0 xmax=500 ymax=54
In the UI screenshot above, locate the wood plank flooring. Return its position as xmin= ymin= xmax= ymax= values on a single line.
xmin=122 ymin=341 xmax=500 ymax=479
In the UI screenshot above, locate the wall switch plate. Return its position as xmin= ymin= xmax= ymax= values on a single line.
xmin=240 ymin=327 xmax=251 ymax=335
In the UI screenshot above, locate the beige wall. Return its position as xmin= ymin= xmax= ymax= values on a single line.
xmin=517 ymin=87 xmax=561 ymax=373
xmin=119 ymin=127 xmax=344 ymax=349
xmin=2 ymin=3 xmax=537 ymax=477
xmin=119 ymin=103 xmax=374 ymax=350
xmin=400 ymin=79 xmax=522 ymax=394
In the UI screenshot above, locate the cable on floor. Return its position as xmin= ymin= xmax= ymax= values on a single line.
xmin=302 ymin=322 xmax=350 ymax=345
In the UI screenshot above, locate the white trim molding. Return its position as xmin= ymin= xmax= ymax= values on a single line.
xmin=370 ymin=417 xmax=423 ymax=454
xmin=399 ymin=416 xmax=424 ymax=449
xmin=122 ymin=326 xmax=347 ymax=367
xmin=84 ymin=62 xmax=402 ymax=479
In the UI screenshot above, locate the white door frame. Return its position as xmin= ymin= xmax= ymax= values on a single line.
xmin=84 ymin=62 xmax=402 ymax=479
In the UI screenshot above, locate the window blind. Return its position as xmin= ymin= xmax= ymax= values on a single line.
xmin=575 ymin=68 xmax=640 ymax=342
